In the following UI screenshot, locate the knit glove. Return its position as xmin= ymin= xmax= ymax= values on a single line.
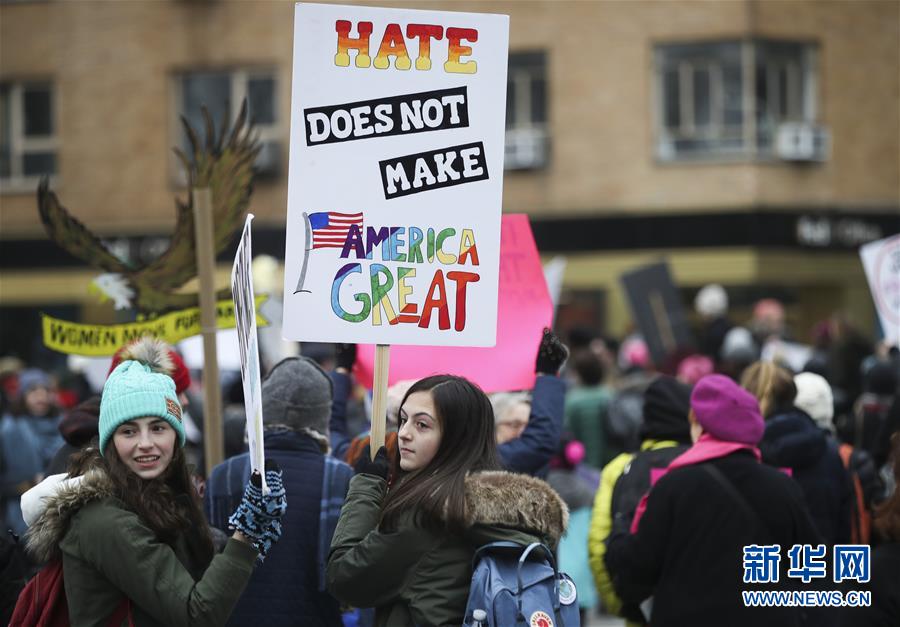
xmin=535 ymin=327 xmax=569 ymax=375
xmin=353 ymin=445 xmax=389 ymax=480
xmin=335 ymin=343 xmax=357 ymax=371
xmin=228 ymin=460 xmax=287 ymax=562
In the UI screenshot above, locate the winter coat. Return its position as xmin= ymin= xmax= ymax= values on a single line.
xmin=24 ymin=467 xmax=257 ymax=627
xmin=587 ymin=439 xmax=684 ymax=623
xmin=205 ymin=431 xmax=353 ymax=627
xmin=547 ymin=468 xmax=598 ymax=611
xmin=1 ymin=413 xmax=63 ymax=535
xmin=327 ymin=470 xmax=568 ymax=627
xmin=605 ymin=451 xmax=822 ymax=627
xmin=761 ymin=408 xmax=853 ymax=544
xmin=564 ymin=384 xmax=613 ymax=468
xmin=497 ymin=374 xmax=566 ymax=478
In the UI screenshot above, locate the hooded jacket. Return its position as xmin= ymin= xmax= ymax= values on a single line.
xmin=327 ymin=470 xmax=568 ymax=627
xmin=760 ymin=408 xmax=853 ymax=544
xmin=24 ymin=467 xmax=257 ymax=627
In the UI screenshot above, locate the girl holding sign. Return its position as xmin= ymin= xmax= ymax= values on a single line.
xmin=326 ymin=372 xmax=568 ymax=626
xmin=17 ymin=344 xmax=286 ymax=627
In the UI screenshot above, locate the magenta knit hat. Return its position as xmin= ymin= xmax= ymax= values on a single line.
xmin=691 ymin=374 xmax=764 ymax=444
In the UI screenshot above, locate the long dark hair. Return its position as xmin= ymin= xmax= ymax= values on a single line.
xmin=380 ymin=375 xmax=501 ymax=533
xmin=69 ymin=437 xmax=215 ymax=566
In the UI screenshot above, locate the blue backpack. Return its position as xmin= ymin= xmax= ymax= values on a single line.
xmin=463 ymin=542 xmax=580 ymax=627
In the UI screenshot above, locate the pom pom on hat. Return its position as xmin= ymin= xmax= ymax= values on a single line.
xmin=109 ymin=337 xmax=191 ymax=395
xmin=691 ymin=374 xmax=764 ymax=445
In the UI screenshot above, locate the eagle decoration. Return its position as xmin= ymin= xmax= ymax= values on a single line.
xmin=37 ymin=100 xmax=261 ymax=314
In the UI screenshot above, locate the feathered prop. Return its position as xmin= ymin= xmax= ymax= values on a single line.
xmin=37 ymin=100 xmax=260 ymax=313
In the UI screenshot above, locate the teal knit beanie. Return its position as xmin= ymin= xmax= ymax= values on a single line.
xmin=99 ymin=360 xmax=186 ymax=455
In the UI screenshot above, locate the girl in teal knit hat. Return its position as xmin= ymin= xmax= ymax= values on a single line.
xmin=17 ymin=341 xmax=287 ymax=626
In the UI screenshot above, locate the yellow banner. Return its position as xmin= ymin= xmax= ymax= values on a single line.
xmin=42 ymin=296 xmax=269 ymax=356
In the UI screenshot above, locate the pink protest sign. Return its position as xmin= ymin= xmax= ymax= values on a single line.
xmin=356 ymin=214 xmax=552 ymax=393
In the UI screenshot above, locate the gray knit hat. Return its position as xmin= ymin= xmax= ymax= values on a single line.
xmin=262 ymin=356 xmax=333 ymax=449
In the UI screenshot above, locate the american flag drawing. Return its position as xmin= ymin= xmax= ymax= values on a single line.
xmin=308 ymin=211 xmax=364 ymax=249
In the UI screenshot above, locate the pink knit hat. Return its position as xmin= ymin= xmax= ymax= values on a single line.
xmin=691 ymin=374 xmax=764 ymax=444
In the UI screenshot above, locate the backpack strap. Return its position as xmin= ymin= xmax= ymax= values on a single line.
xmin=700 ymin=464 xmax=770 ymax=542
xmin=517 ymin=543 xmax=561 ymax=617
xmin=471 ymin=540 xmax=524 ymax=569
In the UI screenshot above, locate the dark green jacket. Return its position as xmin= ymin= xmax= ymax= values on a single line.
xmin=24 ymin=468 xmax=257 ymax=627
xmin=327 ymin=470 xmax=568 ymax=627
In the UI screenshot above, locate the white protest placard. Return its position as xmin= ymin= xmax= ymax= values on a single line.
xmin=860 ymin=234 xmax=900 ymax=346
xmin=231 ymin=214 xmax=267 ymax=490
xmin=283 ymin=3 xmax=509 ymax=347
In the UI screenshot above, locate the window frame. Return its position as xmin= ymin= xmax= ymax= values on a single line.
xmin=0 ymin=80 xmax=59 ymax=193
xmin=505 ymin=51 xmax=549 ymax=171
xmin=169 ymin=67 xmax=280 ymax=185
xmin=653 ymin=38 xmax=819 ymax=164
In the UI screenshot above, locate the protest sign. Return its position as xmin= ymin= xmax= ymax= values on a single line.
xmin=761 ymin=339 xmax=814 ymax=373
xmin=282 ymin=3 xmax=509 ymax=348
xmin=356 ymin=214 xmax=552 ymax=393
xmin=620 ymin=262 xmax=694 ymax=365
xmin=41 ymin=297 xmax=268 ymax=356
xmin=231 ymin=214 xmax=267 ymax=489
xmin=860 ymin=233 xmax=900 ymax=345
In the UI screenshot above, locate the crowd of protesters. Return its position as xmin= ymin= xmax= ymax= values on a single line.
xmin=1 ymin=285 xmax=898 ymax=626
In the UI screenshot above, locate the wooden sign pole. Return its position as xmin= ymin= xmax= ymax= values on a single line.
xmin=192 ymin=187 xmax=224 ymax=476
xmin=370 ymin=343 xmax=390 ymax=459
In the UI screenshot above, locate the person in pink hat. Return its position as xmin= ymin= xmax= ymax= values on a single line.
xmin=605 ymin=374 xmax=821 ymax=627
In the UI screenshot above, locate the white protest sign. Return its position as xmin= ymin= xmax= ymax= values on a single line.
xmin=860 ymin=233 xmax=900 ymax=345
xmin=761 ymin=339 xmax=814 ymax=373
xmin=283 ymin=3 xmax=509 ymax=347
xmin=231 ymin=214 xmax=267 ymax=490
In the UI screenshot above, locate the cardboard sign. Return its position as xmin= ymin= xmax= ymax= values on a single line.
xmin=860 ymin=233 xmax=900 ymax=345
xmin=620 ymin=262 xmax=694 ymax=365
xmin=231 ymin=215 xmax=266 ymax=487
xmin=356 ymin=214 xmax=551 ymax=393
xmin=282 ymin=3 xmax=509 ymax=347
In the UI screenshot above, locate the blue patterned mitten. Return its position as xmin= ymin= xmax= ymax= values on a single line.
xmin=228 ymin=461 xmax=287 ymax=561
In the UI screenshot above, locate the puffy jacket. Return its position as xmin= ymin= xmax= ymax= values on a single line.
xmin=760 ymin=408 xmax=853 ymax=544
xmin=587 ymin=439 xmax=682 ymax=622
xmin=24 ymin=467 xmax=256 ymax=627
xmin=327 ymin=470 xmax=568 ymax=627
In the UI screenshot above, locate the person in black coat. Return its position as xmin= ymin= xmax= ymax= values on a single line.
xmin=206 ymin=357 xmax=353 ymax=627
xmin=743 ymin=361 xmax=853 ymax=545
xmin=605 ymin=375 xmax=821 ymax=627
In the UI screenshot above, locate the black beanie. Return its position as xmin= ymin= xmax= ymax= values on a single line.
xmin=640 ymin=375 xmax=692 ymax=444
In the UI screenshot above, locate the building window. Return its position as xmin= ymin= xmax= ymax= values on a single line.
xmin=174 ymin=69 xmax=280 ymax=179
xmin=505 ymin=51 xmax=548 ymax=170
xmin=654 ymin=40 xmax=820 ymax=162
xmin=0 ymin=81 xmax=58 ymax=190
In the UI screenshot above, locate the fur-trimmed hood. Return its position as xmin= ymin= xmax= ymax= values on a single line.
xmin=24 ymin=468 xmax=115 ymax=563
xmin=464 ymin=470 xmax=568 ymax=546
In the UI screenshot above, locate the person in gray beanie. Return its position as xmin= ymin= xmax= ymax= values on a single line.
xmin=260 ymin=356 xmax=333 ymax=451
xmin=205 ymin=356 xmax=354 ymax=626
